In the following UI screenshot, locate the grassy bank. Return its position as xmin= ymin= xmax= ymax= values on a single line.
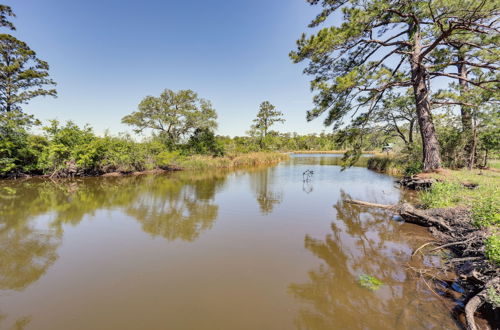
xmin=419 ymin=169 xmax=499 ymax=264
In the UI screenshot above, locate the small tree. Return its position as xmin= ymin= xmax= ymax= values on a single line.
xmin=185 ymin=128 xmax=224 ymax=156
xmin=122 ymin=89 xmax=218 ymax=148
xmin=251 ymin=101 xmax=285 ymax=148
xmin=0 ymin=5 xmax=56 ymax=112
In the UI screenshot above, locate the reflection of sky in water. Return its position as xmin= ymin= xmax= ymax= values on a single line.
xmin=0 ymin=157 xmax=456 ymax=330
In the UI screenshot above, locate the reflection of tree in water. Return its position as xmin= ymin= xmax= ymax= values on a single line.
xmin=0 ymin=171 xmax=227 ymax=296
xmin=249 ymin=167 xmax=283 ymax=215
xmin=0 ymin=182 xmax=61 ymax=292
xmin=125 ymin=175 xmax=224 ymax=241
xmin=0 ymin=171 xmax=227 ymax=242
xmin=0 ymin=225 xmax=60 ymax=291
xmin=0 ymin=312 xmax=31 ymax=330
xmin=289 ymin=190 xmax=456 ymax=329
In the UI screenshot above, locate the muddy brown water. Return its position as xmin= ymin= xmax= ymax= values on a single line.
xmin=0 ymin=154 xmax=461 ymax=329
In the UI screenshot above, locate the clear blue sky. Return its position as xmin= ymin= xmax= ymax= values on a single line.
xmin=5 ymin=0 xmax=331 ymax=137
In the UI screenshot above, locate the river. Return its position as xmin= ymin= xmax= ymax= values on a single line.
xmin=0 ymin=154 xmax=460 ymax=329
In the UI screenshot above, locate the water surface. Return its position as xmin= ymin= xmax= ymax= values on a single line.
xmin=0 ymin=155 xmax=457 ymax=329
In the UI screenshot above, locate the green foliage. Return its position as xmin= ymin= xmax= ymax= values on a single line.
xmin=366 ymin=154 xmax=419 ymax=176
xmin=487 ymin=287 xmax=500 ymax=308
xmin=184 ymin=128 xmax=224 ymax=156
xmin=472 ymin=197 xmax=500 ymax=228
xmin=358 ymin=274 xmax=383 ymax=291
xmin=485 ymin=234 xmax=500 ymax=265
xmin=121 ymin=89 xmax=217 ymax=148
xmin=404 ymin=162 xmax=423 ymax=176
xmin=0 ymin=33 xmax=56 ymax=112
xmin=420 ymin=182 xmax=464 ymax=208
xmin=0 ymin=110 xmax=42 ymax=175
xmin=155 ymin=151 xmax=182 ymax=168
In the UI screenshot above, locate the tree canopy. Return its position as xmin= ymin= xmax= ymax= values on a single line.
xmin=122 ymin=89 xmax=218 ymax=147
xmin=0 ymin=34 xmax=57 ymax=112
xmin=0 ymin=5 xmax=56 ymax=112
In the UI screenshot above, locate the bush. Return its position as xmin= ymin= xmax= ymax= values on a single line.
xmin=472 ymin=196 xmax=500 ymax=227
xmin=404 ymin=162 xmax=423 ymax=176
xmin=184 ymin=128 xmax=224 ymax=156
xmin=420 ymin=182 xmax=464 ymax=208
xmin=367 ymin=155 xmax=404 ymax=175
xmin=156 ymin=151 xmax=183 ymax=168
xmin=485 ymin=234 xmax=500 ymax=264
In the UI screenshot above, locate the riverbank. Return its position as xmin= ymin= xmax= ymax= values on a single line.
xmin=5 ymin=152 xmax=289 ymax=179
xmin=361 ymin=168 xmax=499 ymax=329
xmin=417 ymin=170 xmax=499 ymax=329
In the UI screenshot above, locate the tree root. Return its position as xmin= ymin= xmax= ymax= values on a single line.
xmin=465 ymin=277 xmax=499 ymax=330
xmin=430 ymin=237 xmax=475 ymax=252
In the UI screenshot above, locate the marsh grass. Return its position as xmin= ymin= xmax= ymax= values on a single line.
xmin=366 ymin=154 xmax=406 ymax=175
xmin=176 ymin=152 xmax=289 ymax=170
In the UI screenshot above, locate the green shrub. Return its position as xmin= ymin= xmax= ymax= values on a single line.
xmin=485 ymin=234 xmax=500 ymax=264
xmin=472 ymin=196 xmax=500 ymax=227
xmin=156 ymin=151 xmax=182 ymax=168
xmin=420 ymin=182 xmax=464 ymax=208
xmin=404 ymin=162 xmax=423 ymax=176
xmin=487 ymin=287 xmax=500 ymax=308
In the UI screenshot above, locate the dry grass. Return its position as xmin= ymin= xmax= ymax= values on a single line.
xmin=176 ymin=152 xmax=289 ymax=170
xmin=290 ymin=150 xmax=376 ymax=154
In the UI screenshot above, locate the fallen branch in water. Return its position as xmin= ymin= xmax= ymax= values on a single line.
xmin=344 ymin=199 xmax=394 ymax=209
xmin=411 ymin=241 xmax=436 ymax=257
xmin=345 ymin=199 xmax=453 ymax=231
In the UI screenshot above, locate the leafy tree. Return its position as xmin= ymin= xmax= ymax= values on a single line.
xmin=250 ymin=101 xmax=285 ymax=148
xmin=0 ymin=5 xmax=56 ymax=112
xmin=291 ymin=0 xmax=498 ymax=171
xmin=122 ymin=89 xmax=217 ymax=148
xmin=0 ymin=110 xmax=41 ymax=175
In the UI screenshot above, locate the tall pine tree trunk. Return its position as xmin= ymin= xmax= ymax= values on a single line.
xmin=410 ymin=30 xmax=442 ymax=171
